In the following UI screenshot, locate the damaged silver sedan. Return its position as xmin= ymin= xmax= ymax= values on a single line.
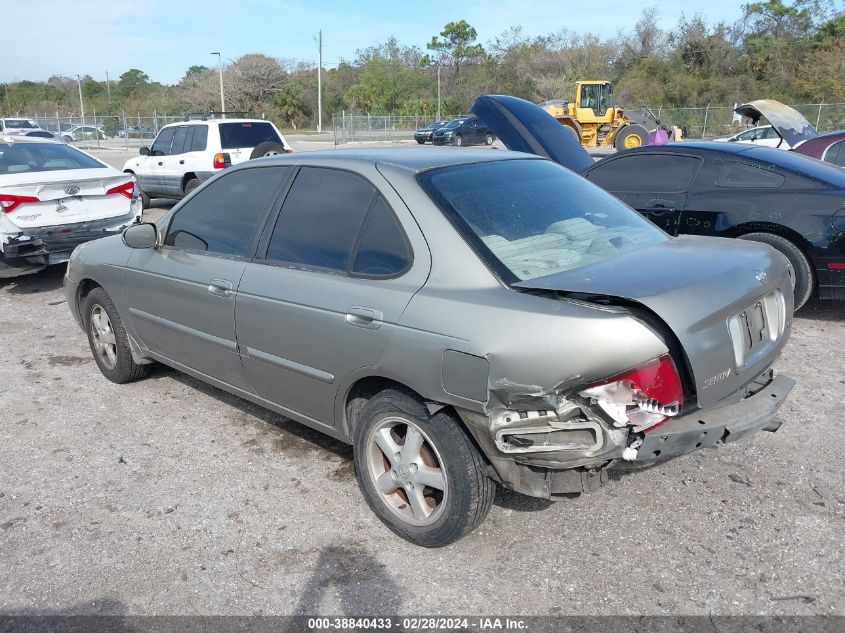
xmin=64 ymin=148 xmax=794 ymax=547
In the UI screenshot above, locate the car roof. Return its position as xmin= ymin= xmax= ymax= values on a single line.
xmin=0 ymin=135 xmax=60 ymax=144
xmin=244 ymin=147 xmax=535 ymax=173
xmin=601 ymin=141 xmax=845 ymax=186
xmin=160 ymin=118 xmax=272 ymax=129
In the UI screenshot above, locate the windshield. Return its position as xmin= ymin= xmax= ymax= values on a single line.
xmin=218 ymin=122 xmax=282 ymax=149
xmin=443 ymin=120 xmax=465 ymax=129
xmin=423 ymin=122 xmax=442 ymax=130
xmin=0 ymin=142 xmax=105 ymax=173
xmin=418 ymin=159 xmax=667 ymax=282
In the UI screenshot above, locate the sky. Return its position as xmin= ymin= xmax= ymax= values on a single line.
xmin=6 ymin=0 xmax=747 ymax=84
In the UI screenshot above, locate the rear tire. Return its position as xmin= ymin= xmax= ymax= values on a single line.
xmin=738 ymin=232 xmax=814 ymax=311
xmin=614 ymin=124 xmax=648 ymax=151
xmin=140 ymin=190 xmax=150 ymax=210
xmin=83 ymin=288 xmax=150 ymax=384
xmin=353 ymin=389 xmax=495 ymax=547
xmin=184 ymin=178 xmax=200 ymax=196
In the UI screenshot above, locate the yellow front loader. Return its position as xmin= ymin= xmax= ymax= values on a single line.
xmin=540 ymin=80 xmax=649 ymax=150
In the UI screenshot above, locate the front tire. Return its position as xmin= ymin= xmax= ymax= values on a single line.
xmin=416 ymin=139 xmax=425 ymax=144
xmin=353 ymin=389 xmax=495 ymax=547
xmin=485 ymin=133 xmax=494 ymax=145
xmin=614 ymin=124 xmax=648 ymax=150
xmin=454 ymin=135 xmax=463 ymax=147
xmin=83 ymin=288 xmax=150 ymax=384
xmin=738 ymin=232 xmax=814 ymax=310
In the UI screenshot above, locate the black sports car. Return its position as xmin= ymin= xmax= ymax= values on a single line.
xmin=472 ymin=95 xmax=845 ymax=310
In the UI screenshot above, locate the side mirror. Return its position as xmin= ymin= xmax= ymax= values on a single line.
xmin=123 ymin=222 xmax=158 ymax=249
xmin=139 ymin=146 xmax=150 ymax=155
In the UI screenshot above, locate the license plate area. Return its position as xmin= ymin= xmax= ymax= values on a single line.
xmin=727 ymin=290 xmax=786 ymax=373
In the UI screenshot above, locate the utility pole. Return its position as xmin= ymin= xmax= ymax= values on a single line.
xmin=211 ymin=52 xmax=225 ymax=118
xmin=436 ymin=64 xmax=441 ymax=121
xmin=105 ymin=70 xmax=111 ymax=104
xmin=77 ymin=75 xmax=86 ymax=130
xmin=316 ymin=30 xmax=323 ymax=133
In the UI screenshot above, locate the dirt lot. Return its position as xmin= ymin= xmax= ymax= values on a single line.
xmin=1 ymin=142 xmax=843 ymax=616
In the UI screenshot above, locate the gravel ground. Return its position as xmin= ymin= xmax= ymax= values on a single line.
xmin=0 ymin=264 xmax=842 ymax=616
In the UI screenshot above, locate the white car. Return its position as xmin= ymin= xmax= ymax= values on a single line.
xmin=714 ymin=125 xmax=790 ymax=149
xmin=60 ymin=125 xmax=105 ymax=143
xmin=0 ymin=136 xmax=141 ymax=278
xmin=123 ymin=118 xmax=292 ymax=208
xmin=0 ymin=118 xmax=42 ymax=136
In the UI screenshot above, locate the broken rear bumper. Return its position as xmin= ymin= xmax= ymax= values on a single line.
xmin=633 ymin=373 xmax=794 ymax=463
xmin=458 ymin=372 xmax=794 ymax=500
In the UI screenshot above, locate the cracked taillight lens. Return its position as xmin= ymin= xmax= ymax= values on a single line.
xmin=580 ymin=354 xmax=683 ymax=433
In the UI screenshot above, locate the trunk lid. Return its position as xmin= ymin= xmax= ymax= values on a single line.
xmin=513 ymin=236 xmax=793 ymax=408
xmin=734 ymin=100 xmax=819 ymax=148
xmin=0 ymin=169 xmax=135 ymax=229
xmin=471 ymin=94 xmax=594 ymax=173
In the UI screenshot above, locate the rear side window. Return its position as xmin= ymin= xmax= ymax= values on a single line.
xmin=823 ymin=140 xmax=845 ymax=167
xmin=265 ymin=167 xmax=376 ymax=271
xmin=190 ymin=125 xmax=208 ymax=151
xmin=587 ymin=154 xmax=701 ymax=192
xmin=352 ymin=197 xmax=411 ymax=276
xmin=151 ymin=127 xmax=175 ymax=155
xmin=716 ymin=163 xmax=785 ymax=188
xmin=218 ymin=122 xmax=281 ymax=149
xmin=0 ymin=142 xmax=104 ymax=173
xmin=164 ymin=166 xmax=290 ymax=256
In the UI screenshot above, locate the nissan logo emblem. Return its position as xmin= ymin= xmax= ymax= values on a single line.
xmin=64 ymin=186 xmax=80 ymax=196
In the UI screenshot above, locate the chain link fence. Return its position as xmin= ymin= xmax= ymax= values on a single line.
xmin=331 ymin=114 xmax=471 ymax=144
xmin=640 ymin=103 xmax=845 ymax=139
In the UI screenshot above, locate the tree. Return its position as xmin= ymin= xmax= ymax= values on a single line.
xmin=116 ymin=69 xmax=150 ymax=98
xmin=427 ymin=20 xmax=486 ymax=87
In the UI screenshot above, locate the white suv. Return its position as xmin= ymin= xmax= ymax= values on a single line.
xmin=0 ymin=118 xmax=43 ymax=136
xmin=123 ymin=118 xmax=292 ymax=207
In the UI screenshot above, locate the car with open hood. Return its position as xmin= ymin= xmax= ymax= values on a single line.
xmin=472 ymin=94 xmax=845 ymax=308
xmin=65 ymin=140 xmax=794 ymax=547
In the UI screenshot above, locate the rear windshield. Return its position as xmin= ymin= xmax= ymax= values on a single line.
xmin=218 ymin=122 xmax=282 ymax=149
xmin=418 ymin=159 xmax=667 ymax=282
xmin=0 ymin=142 xmax=105 ymax=173
xmin=2 ymin=119 xmax=39 ymax=129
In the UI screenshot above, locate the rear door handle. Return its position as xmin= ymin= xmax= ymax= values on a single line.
xmin=208 ymin=278 xmax=234 ymax=297
xmin=346 ymin=307 xmax=383 ymax=330
xmin=179 ymin=159 xmax=185 ymax=164
xmin=157 ymin=161 xmax=163 ymax=166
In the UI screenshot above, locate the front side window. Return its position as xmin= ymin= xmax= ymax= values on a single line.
xmin=419 ymin=159 xmax=667 ymax=282
xmin=164 ymin=166 xmax=290 ymax=257
xmin=265 ymin=167 xmax=376 ymax=272
xmin=151 ymin=127 xmax=175 ymax=155
xmin=586 ymin=154 xmax=702 ymax=192
xmin=0 ymin=142 xmax=105 ymax=173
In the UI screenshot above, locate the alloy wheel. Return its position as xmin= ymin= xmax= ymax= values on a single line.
xmin=89 ymin=305 xmax=117 ymax=370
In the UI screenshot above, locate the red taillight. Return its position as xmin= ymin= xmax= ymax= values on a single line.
xmin=828 ymin=263 xmax=845 ymax=270
xmin=106 ymin=180 xmax=134 ymax=199
xmin=213 ymin=152 xmax=230 ymax=169
xmin=0 ymin=193 xmax=40 ymax=213
xmin=580 ymin=354 xmax=683 ymax=433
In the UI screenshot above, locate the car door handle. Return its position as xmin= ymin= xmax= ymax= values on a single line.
xmin=346 ymin=307 xmax=383 ymax=329
xmin=179 ymin=160 xmax=185 ymax=164
xmin=157 ymin=161 xmax=163 ymax=166
xmin=208 ymin=278 xmax=234 ymax=297
xmin=645 ymin=205 xmax=675 ymax=215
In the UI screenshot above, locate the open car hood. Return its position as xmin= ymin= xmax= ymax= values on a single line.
xmin=735 ymin=100 xmax=819 ymax=147
xmin=470 ymin=94 xmax=594 ymax=173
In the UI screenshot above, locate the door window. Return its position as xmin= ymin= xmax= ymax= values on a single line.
xmin=170 ymin=126 xmax=190 ymax=155
xmin=715 ymin=163 xmax=786 ymax=188
xmin=151 ymin=127 xmax=176 ymax=156
xmin=164 ymin=166 xmax=291 ymax=256
xmin=264 ymin=167 xmax=376 ymax=272
xmin=351 ymin=197 xmax=411 ymax=277
xmin=586 ymin=154 xmax=702 ymax=192
xmin=190 ymin=125 xmax=208 ymax=151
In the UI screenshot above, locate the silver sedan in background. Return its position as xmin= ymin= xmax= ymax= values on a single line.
xmin=64 ymin=147 xmax=794 ymax=547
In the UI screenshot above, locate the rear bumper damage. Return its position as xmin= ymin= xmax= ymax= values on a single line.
xmin=0 ymin=212 xmax=137 ymax=278
xmin=457 ymin=372 xmax=794 ymax=499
